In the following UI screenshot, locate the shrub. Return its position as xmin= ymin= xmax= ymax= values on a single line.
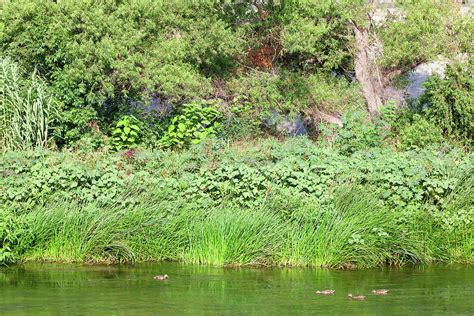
xmin=335 ymin=111 xmax=382 ymax=155
xmin=279 ymin=1 xmax=363 ymax=72
xmin=220 ymin=100 xmax=262 ymax=141
xmin=398 ymin=114 xmax=444 ymax=150
xmin=418 ymin=63 xmax=473 ymax=145
xmin=1 ymin=138 xmax=471 ymax=212
xmin=0 ymin=151 xmax=128 ymax=209
xmin=159 ymin=101 xmax=222 ymax=149
xmin=227 ymin=71 xmax=364 ymax=116
xmin=0 ymin=209 xmax=22 ymax=265
xmin=0 ymin=0 xmax=240 ymax=148
xmin=111 ymin=115 xmax=142 ymax=151
xmin=378 ymin=1 xmax=471 ymax=73
xmin=52 ymin=107 xmax=102 ymax=149
xmin=187 ymin=164 xmax=269 ymax=207
xmin=227 ymin=71 xmax=284 ymax=110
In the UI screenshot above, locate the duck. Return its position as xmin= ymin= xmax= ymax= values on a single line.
xmin=348 ymin=293 xmax=365 ymax=300
xmin=153 ymin=274 xmax=169 ymax=280
xmin=371 ymin=289 xmax=389 ymax=295
xmin=315 ymin=290 xmax=335 ymax=295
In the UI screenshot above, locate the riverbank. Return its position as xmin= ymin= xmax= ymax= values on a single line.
xmin=1 ymin=139 xmax=472 ymax=267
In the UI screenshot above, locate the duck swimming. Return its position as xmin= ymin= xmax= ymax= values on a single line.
xmin=371 ymin=289 xmax=389 ymax=295
xmin=348 ymin=293 xmax=365 ymax=300
xmin=153 ymin=274 xmax=169 ymax=280
xmin=315 ymin=290 xmax=335 ymax=295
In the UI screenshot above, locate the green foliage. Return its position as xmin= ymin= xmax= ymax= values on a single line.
xmin=434 ymin=173 xmax=473 ymax=260
xmin=53 ymin=107 xmax=99 ymax=148
xmin=278 ymin=186 xmax=423 ymax=268
xmin=398 ymin=114 xmax=444 ymax=150
xmin=188 ymin=164 xmax=269 ymax=207
xmin=2 ymin=139 xmax=471 ymax=212
xmin=378 ymin=1 xmax=472 ymax=73
xmin=0 ymin=57 xmax=56 ymax=151
xmin=7 ymin=181 xmax=471 ymax=267
xmin=227 ymin=71 xmax=364 ymax=115
xmin=111 ymin=115 xmax=142 ymax=150
xmin=0 ymin=0 xmax=239 ymax=133
xmin=419 ymin=63 xmax=473 ymax=145
xmin=385 ymin=62 xmax=474 ymax=150
xmin=1 ymin=0 xmax=472 ymax=151
xmin=227 ymin=71 xmax=284 ymax=110
xmin=335 ymin=111 xmax=382 ymax=155
xmin=220 ymin=100 xmax=262 ymax=141
xmin=0 ymin=151 xmax=128 ymax=208
xmin=0 ymin=139 xmax=472 ymax=266
xmin=179 ymin=138 xmax=469 ymax=211
xmin=301 ymin=73 xmax=365 ymax=114
xmin=279 ymin=0 xmax=368 ymax=72
xmin=0 ymin=209 xmax=22 ymax=265
xmin=159 ymin=101 xmax=221 ymax=149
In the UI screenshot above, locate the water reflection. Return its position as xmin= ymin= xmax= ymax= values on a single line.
xmin=0 ymin=263 xmax=473 ymax=315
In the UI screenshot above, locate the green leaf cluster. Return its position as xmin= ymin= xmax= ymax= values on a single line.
xmin=1 ymin=139 xmax=471 ymax=226
xmin=0 ymin=209 xmax=22 ymax=265
xmin=159 ymin=102 xmax=221 ymax=149
xmin=111 ymin=115 xmax=142 ymax=150
xmin=1 ymin=151 xmax=127 ymax=208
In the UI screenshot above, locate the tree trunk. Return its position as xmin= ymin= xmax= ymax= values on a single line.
xmin=352 ymin=23 xmax=383 ymax=118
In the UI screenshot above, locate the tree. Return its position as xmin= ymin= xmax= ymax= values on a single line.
xmin=348 ymin=1 xmax=383 ymax=119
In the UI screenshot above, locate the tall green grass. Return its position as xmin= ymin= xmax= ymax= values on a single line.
xmin=433 ymin=172 xmax=473 ymax=262
xmin=276 ymin=187 xmax=426 ymax=268
xmin=181 ymin=207 xmax=283 ymax=266
xmin=0 ymin=57 xmax=54 ymax=151
xmin=20 ymin=202 xmax=180 ymax=263
xmin=4 ymin=184 xmax=472 ymax=267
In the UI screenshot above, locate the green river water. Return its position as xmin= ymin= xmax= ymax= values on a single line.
xmin=0 ymin=263 xmax=472 ymax=315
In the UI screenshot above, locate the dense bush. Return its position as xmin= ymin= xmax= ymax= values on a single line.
xmin=2 ymin=139 xmax=471 ymax=211
xmin=378 ymin=1 xmax=472 ymax=74
xmin=228 ymin=71 xmax=364 ymax=115
xmin=0 ymin=151 xmax=129 ymax=208
xmin=0 ymin=0 xmax=239 ymax=147
xmin=418 ymin=63 xmax=473 ymax=145
xmin=278 ymin=1 xmax=363 ymax=72
xmin=1 ymin=1 xmax=471 ymax=149
xmin=219 ymin=101 xmax=262 ymax=141
xmin=0 ymin=0 xmax=238 ymax=106
xmin=334 ymin=111 xmax=382 ymax=155
xmin=397 ymin=114 xmax=444 ymax=150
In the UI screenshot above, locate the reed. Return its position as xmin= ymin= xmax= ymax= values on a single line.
xmin=0 ymin=57 xmax=54 ymax=151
